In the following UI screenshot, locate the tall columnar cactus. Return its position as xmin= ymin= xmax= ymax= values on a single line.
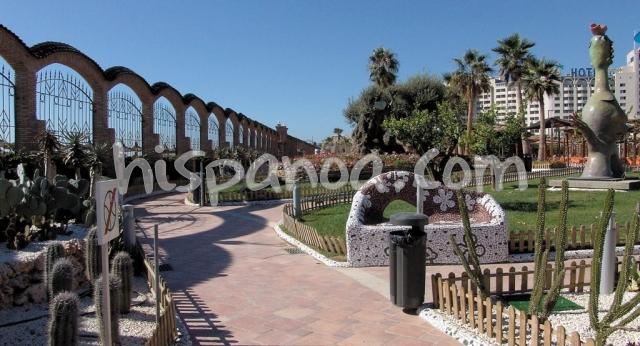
xmin=85 ymin=227 xmax=101 ymax=282
xmin=48 ymin=291 xmax=79 ymax=346
xmin=589 ymin=196 xmax=640 ymax=346
xmin=95 ymin=275 xmax=121 ymax=346
xmin=111 ymin=251 xmax=133 ymax=314
xmin=450 ymin=190 xmax=489 ymax=297
xmin=44 ymin=243 xmax=66 ymax=296
xmin=528 ymin=178 xmax=569 ymax=320
xmin=49 ymin=258 xmax=74 ymax=299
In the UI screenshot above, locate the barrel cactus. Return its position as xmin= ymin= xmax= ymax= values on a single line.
xmin=44 ymin=243 xmax=66 ymax=293
xmin=48 ymin=291 xmax=79 ymax=346
xmin=95 ymin=275 xmax=121 ymax=346
xmin=49 ymin=258 xmax=74 ymax=298
xmin=111 ymin=252 xmax=133 ymax=313
xmin=85 ymin=227 xmax=101 ymax=282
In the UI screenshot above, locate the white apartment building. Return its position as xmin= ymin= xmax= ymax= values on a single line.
xmin=476 ymin=48 xmax=640 ymax=133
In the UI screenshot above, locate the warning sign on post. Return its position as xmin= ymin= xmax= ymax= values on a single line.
xmin=96 ymin=179 xmax=120 ymax=245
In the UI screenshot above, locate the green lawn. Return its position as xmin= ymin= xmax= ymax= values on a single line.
xmin=492 ymin=178 xmax=640 ymax=232
xmin=298 ymin=177 xmax=640 ymax=239
xmin=504 ymin=294 xmax=583 ymax=313
xmin=299 ymin=200 xmax=415 ymax=238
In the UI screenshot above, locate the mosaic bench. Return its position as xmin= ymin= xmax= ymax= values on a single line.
xmin=345 ymin=171 xmax=507 ymax=267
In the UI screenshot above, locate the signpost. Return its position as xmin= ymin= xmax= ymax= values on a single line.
xmin=96 ymin=180 xmax=120 ymax=346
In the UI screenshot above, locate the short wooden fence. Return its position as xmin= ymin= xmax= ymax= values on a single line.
xmin=434 ymin=275 xmax=594 ymax=345
xmin=282 ymin=203 xmax=347 ymax=256
xmin=430 ymin=259 xmax=640 ymax=345
xmin=509 ymin=221 xmax=640 ymax=254
xmin=140 ymin=244 xmax=178 ymax=346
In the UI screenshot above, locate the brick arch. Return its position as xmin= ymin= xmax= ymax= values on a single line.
xmin=104 ymin=67 xmax=153 ymax=101
xmin=0 ymin=25 xmax=31 ymax=70
xmin=225 ymin=109 xmax=240 ymax=147
xmin=207 ymin=102 xmax=226 ymax=150
xmin=183 ymin=96 xmax=207 ymax=151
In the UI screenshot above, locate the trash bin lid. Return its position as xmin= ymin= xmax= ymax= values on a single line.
xmin=389 ymin=212 xmax=428 ymax=228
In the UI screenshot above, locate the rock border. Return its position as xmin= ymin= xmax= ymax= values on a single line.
xmin=419 ymin=306 xmax=498 ymax=346
xmin=273 ymin=221 xmax=348 ymax=267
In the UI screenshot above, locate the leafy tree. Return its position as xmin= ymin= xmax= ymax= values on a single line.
xmin=345 ymin=75 xmax=445 ymax=154
xmin=382 ymin=100 xmax=464 ymax=155
xmin=333 ymin=128 xmax=343 ymax=137
xmin=522 ymin=57 xmax=561 ymax=161
xmin=447 ymin=50 xmax=493 ymax=154
xmin=493 ymin=33 xmax=536 ymax=154
xmin=368 ymin=47 xmax=399 ymax=88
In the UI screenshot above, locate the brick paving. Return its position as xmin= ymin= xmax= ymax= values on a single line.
xmin=134 ymin=193 xmax=459 ymax=345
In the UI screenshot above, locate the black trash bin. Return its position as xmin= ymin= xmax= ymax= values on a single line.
xmin=389 ymin=212 xmax=428 ymax=312
xmin=523 ymin=154 xmax=533 ymax=172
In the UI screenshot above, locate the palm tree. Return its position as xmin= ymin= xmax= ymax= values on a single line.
xmin=61 ymin=131 xmax=89 ymax=179
xmin=368 ymin=47 xmax=399 ymax=88
xmin=448 ymin=50 xmax=493 ymax=154
xmin=522 ymin=58 xmax=561 ymax=161
xmin=36 ymin=129 xmax=60 ymax=180
xmin=493 ymin=34 xmax=535 ymax=154
xmin=85 ymin=142 xmax=111 ymax=197
xmin=333 ymin=128 xmax=343 ymax=137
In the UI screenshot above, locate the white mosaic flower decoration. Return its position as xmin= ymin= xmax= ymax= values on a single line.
xmin=465 ymin=194 xmax=477 ymax=211
xmin=392 ymin=175 xmax=409 ymax=192
xmin=433 ymin=189 xmax=455 ymax=212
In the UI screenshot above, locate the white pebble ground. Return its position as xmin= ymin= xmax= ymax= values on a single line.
xmin=548 ymin=291 xmax=640 ymax=345
xmin=0 ymin=276 xmax=157 ymax=345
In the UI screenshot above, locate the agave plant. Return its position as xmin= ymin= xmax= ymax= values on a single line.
xmin=61 ymin=131 xmax=90 ymax=180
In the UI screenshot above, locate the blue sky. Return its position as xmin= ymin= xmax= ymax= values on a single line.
xmin=2 ymin=1 xmax=639 ymax=142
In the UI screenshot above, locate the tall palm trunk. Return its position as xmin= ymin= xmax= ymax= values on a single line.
xmin=538 ymin=95 xmax=547 ymax=161
xmin=516 ymin=82 xmax=530 ymax=155
xmin=465 ymin=90 xmax=475 ymax=155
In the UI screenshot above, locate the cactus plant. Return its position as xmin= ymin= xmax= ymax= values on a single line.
xmin=111 ymin=251 xmax=133 ymax=314
xmin=85 ymin=227 xmax=102 ymax=282
xmin=450 ymin=190 xmax=489 ymax=297
xmin=48 ymin=291 xmax=79 ymax=346
xmin=49 ymin=258 xmax=74 ymax=299
xmin=528 ymin=178 xmax=569 ymax=320
xmin=588 ymin=196 xmax=640 ymax=346
xmin=94 ymin=275 xmax=121 ymax=346
xmin=44 ymin=243 xmax=65 ymax=293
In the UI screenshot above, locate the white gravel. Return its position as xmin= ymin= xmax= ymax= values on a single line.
xmin=273 ymin=221 xmax=348 ymax=267
xmin=548 ymin=291 xmax=640 ymax=345
xmin=419 ymin=306 xmax=498 ymax=345
xmin=0 ymin=223 xmax=88 ymax=264
xmin=0 ymin=276 xmax=159 ymax=345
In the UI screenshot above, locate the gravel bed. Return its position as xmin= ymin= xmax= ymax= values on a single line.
xmin=0 ymin=276 xmax=157 ymax=345
xmin=548 ymin=291 xmax=640 ymax=345
xmin=419 ymin=306 xmax=498 ymax=345
xmin=0 ymin=224 xmax=88 ymax=264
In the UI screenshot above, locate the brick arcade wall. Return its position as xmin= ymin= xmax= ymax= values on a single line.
xmin=0 ymin=25 xmax=313 ymax=158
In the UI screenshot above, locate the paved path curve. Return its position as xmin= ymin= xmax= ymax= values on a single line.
xmin=134 ymin=193 xmax=458 ymax=345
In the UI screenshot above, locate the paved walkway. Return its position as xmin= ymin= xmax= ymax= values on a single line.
xmin=134 ymin=193 xmax=458 ymax=345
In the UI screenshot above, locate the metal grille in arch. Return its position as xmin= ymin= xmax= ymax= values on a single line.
xmin=153 ymin=100 xmax=176 ymax=152
xmin=0 ymin=64 xmax=15 ymax=146
xmin=108 ymin=90 xmax=143 ymax=156
xmin=36 ymin=69 xmax=93 ymax=141
xmin=208 ymin=115 xmax=219 ymax=149
xmin=185 ymin=108 xmax=200 ymax=150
